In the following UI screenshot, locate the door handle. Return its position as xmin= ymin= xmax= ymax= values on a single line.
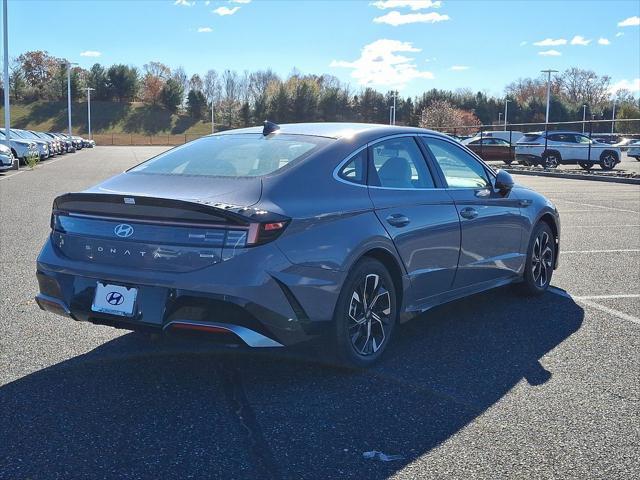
xmin=386 ymin=214 xmax=411 ymax=227
xmin=459 ymin=207 xmax=478 ymax=220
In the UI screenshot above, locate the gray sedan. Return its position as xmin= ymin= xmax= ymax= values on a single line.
xmin=36 ymin=122 xmax=560 ymax=367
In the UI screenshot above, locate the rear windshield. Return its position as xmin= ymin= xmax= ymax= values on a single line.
xmin=130 ymin=133 xmax=332 ymax=177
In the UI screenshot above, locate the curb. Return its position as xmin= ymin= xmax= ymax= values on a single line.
xmin=505 ymin=169 xmax=640 ymax=185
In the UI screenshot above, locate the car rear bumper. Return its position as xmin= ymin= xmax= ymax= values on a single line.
xmin=36 ymin=237 xmax=344 ymax=347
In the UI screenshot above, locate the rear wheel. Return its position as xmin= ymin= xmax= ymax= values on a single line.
xmin=503 ymin=159 xmax=513 ymax=166
xmin=599 ymin=151 xmax=617 ymax=170
xmin=519 ymin=222 xmax=555 ymax=296
xmin=578 ymin=162 xmax=593 ymax=171
xmin=333 ymin=258 xmax=397 ymax=368
xmin=542 ymin=152 xmax=560 ymax=169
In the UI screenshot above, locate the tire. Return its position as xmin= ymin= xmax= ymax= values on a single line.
xmin=542 ymin=151 xmax=560 ymax=169
xmin=599 ymin=151 xmax=617 ymax=170
xmin=519 ymin=222 xmax=555 ymax=296
xmin=578 ymin=162 xmax=593 ymax=171
xmin=503 ymin=160 xmax=513 ymax=166
xmin=333 ymin=258 xmax=397 ymax=368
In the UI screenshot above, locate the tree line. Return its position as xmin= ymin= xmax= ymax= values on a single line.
xmin=1 ymin=50 xmax=639 ymax=133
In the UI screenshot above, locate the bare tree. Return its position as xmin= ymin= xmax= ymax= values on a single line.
xmin=222 ymin=69 xmax=240 ymax=126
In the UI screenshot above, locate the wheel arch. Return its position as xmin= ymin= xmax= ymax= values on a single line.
xmin=357 ymin=247 xmax=406 ymax=312
xmin=537 ymin=212 xmax=560 ymax=269
xmin=600 ymin=149 xmax=619 ymax=161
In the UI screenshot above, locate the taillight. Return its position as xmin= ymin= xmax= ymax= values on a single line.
xmin=247 ymin=220 xmax=289 ymax=246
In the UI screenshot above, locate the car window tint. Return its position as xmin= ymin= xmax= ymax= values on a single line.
xmin=494 ymin=139 xmax=510 ymax=145
xmin=574 ymin=135 xmax=591 ymax=144
xmin=339 ymin=149 xmax=367 ymax=185
xmin=370 ymin=137 xmax=434 ymax=189
xmin=423 ymin=137 xmax=491 ymax=189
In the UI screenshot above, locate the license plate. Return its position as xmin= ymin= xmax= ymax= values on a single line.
xmin=91 ymin=282 xmax=138 ymax=317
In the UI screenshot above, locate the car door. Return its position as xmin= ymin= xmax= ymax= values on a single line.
xmin=493 ymin=138 xmax=513 ymax=161
xmin=367 ymin=135 xmax=461 ymax=301
xmin=573 ymin=133 xmax=593 ymax=161
xmin=420 ymin=135 xmax=526 ymax=289
xmin=548 ymin=133 xmax=576 ymax=161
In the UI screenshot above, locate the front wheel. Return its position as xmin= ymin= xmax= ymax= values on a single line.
xmin=333 ymin=258 xmax=397 ymax=368
xmin=519 ymin=222 xmax=555 ymax=296
xmin=599 ymin=152 xmax=617 ymax=170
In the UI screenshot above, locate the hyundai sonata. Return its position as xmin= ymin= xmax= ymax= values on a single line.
xmin=36 ymin=122 xmax=560 ymax=366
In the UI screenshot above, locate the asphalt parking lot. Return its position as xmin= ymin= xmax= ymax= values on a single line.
xmin=1 ymin=147 xmax=638 ymax=479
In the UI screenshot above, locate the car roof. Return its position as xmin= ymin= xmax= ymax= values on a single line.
xmin=212 ymin=122 xmax=442 ymax=140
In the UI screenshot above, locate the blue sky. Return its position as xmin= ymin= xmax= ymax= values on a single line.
xmin=3 ymin=0 xmax=639 ymax=97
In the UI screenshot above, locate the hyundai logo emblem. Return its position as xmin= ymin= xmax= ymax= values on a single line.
xmin=114 ymin=224 xmax=134 ymax=238
xmin=106 ymin=291 xmax=125 ymax=306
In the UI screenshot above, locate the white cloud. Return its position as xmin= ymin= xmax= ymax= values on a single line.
xmin=538 ymin=49 xmax=561 ymax=56
xmin=615 ymin=32 xmax=624 ymax=37
xmin=80 ymin=50 xmax=102 ymax=57
xmin=450 ymin=65 xmax=469 ymax=71
xmin=570 ymin=35 xmax=591 ymax=46
xmin=598 ymin=37 xmax=611 ymax=45
xmin=174 ymin=0 xmax=194 ymax=6
xmin=213 ymin=6 xmax=240 ymax=15
xmin=519 ymin=41 xmax=527 ymax=46
xmin=205 ymin=0 xmax=210 ymax=4
xmin=609 ymin=78 xmax=640 ymax=93
xmin=373 ymin=11 xmax=449 ymax=26
xmin=330 ymin=39 xmax=434 ymax=89
xmin=230 ymin=0 xmax=252 ymax=3
xmin=618 ymin=16 xmax=640 ymax=27
xmin=533 ymin=38 xmax=567 ymax=46
xmin=370 ymin=0 xmax=441 ymax=10
xmin=197 ymin=27 xmax=213 ymax=33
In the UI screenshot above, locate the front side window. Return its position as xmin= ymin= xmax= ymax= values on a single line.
xmin=574 ymin=134 xmax=591 ymax=144
xmin=423 ymin=137 xmax=491 ymax=189
xmin=370 ymin=137 xmax=434 ymax=189
xmin=130 ymin=134 xmax=332 ymax=177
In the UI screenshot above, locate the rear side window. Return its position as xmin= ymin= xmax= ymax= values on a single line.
xmin=369 ymin=137 xmax=435 ymax=189
xmin=130 ymin=134 xmax=332 ymax=177
xmin=338 ymin=149 xmax=367 ymax=185
xmin=521 ymin=134 xmax=541 ymax=142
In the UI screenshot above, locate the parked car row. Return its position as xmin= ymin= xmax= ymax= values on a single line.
xmin=0 ymin=128 xmax=95 ymax=170
xmin=453 ymin=130 xmax=625 ymax=170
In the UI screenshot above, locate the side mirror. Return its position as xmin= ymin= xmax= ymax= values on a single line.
xmin=495 ymin=169 xmax=514 ymax=195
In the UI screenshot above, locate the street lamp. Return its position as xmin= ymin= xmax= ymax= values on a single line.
xmin=541 ymin=69 xmax=558 ymax=127
xmin=582 ymin=104 xmax=587 ymax=133
xmin=86 ymin=87 xmax=95 ymax=140
xmin=498 ymin=112 xmax=503 ymax=124
xmin=611 ymin=99 xmax=616 ymax=134
xmin=66 ymin=62 xmax=79 ymax=138
xmin=503 ymin=99 xmax=510 ymax=131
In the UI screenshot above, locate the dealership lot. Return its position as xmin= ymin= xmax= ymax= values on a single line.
xmin=0 ymin=147 xmax=638 ymax=479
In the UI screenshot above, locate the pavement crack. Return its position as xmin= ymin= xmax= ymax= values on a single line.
xmin=218 ymin=361 xmax=282 ymax=480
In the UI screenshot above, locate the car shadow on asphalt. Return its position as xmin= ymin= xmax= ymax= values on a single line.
xmin=0 ymin=287 xmax=583 ymax=479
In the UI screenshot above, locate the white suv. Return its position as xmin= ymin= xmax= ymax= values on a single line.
xmin=516 ymin=131 xmax=621 ymax=170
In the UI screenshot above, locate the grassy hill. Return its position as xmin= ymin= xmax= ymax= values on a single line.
xmin=0 ymin=101 xmax=218 ymax=136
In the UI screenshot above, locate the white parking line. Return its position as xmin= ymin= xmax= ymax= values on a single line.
xmin=0 ymin=170 xmax=25 ymax=181
xmin=549 ymin=287 xmax=640 ymax=326
xmin=556 ymin=199 xmax=639 ymax=214
xmin=574 ymin=294 xmax=640 ymax=300
xmin=563 ymin=225 xmax=640 ymax=228
xmin=561 ymin=249 xmax=640 ymax=254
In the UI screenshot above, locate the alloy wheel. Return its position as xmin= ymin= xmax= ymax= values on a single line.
xmin=531 ymin=231 xmax=553 ymax=288
xmin=544 ymin=154 xmax=559 ymax=169
xmin=347 ymin=273 xmax=392 ymax=356
xmin=600 ymin=153 xmax=616 ymax=170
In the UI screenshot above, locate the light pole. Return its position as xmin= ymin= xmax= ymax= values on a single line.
xmin=66 ymin=62 xmax=78 ymax=137
xmin=582 ymin=105 xmax=587 ymax=133
xmin=503 ymin=99 xmax=510 ymax=131
xmin=389 ymin=90 xmax=397 ymax=125
xmin=498 ymin=112 xmax=502 ymax=124
xmin=210 ymin=101 xmax=215 ymax=134
xmin=2 ymin=0 xmax=13 ymax=169
xmin=611 ymin=99 xmax=616 ymax=134
xmin=541 ymin=69 xmax=558 ymax=127
xmin=86 ymin=87 xmax=95 ymax=140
